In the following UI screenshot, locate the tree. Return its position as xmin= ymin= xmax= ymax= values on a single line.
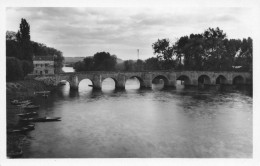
xmin=16 ymin=18 xmax=33 ymax=61
xmin=203 ymin=27 xmax=227 ymax=71
xmin=152 ymin=38 xmax=176 ymax=70
xmin=174 ymin=36 xmax=188 ymax=69
xmin=6 ymin=31 xmax=17 ymax=41
xmin=83 ymin=57 xmax=94 ymax=71
xmin=74 ymin=61 xmax=86 ymax=72
xmin=135 ymin=59 xmax=144 ymax=71
xmin=234 ymin=37 xmax=252 ymax=71
xmin=93 ymin=52 xmax=117 ymax=71
xmin=21 ymin=60 xmax=34 ymax=76
xmin=31 ymin=41 xmax=64 ymax=73
xmin=175 ymin=34 xmax=205 ymax=70
xmin=222 ymin=39 xmax=241 ymax=71
xmin=53 ymin=51 xmax=64 ymax=73
xmin=152 ymin=38 xmax=174 ymax=61
xmin=172 ymin=27 xmax=250 ymax=71
xmin=6 ymin=40 xmax=20 ymax=59
xmin=144 ymin=57 xmax=161 ymax=70
xmin=17 ymin=18 xmax=31 ymax=42
xmin=6 ymin=57 xmax=24 ymax=81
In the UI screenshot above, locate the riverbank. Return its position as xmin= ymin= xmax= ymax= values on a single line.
xmin=6 ymin=80 xmax=54 ymax=158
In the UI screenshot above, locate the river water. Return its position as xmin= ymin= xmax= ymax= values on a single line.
xmin=21 ymin=67 xmax=252 ymax=158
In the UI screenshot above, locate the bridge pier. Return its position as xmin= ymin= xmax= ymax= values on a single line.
xmin=70 ymin=75 xmax=79 ymax=90
xmin=116 ymin=74 xmax=126 ymax=90
xmin=92 ymin=75 xmax=102 ymax=90
xmin=34 ymin=71 xmax=252 ymax=92
xmin=142 ymin=74 xmax=152 ymax=89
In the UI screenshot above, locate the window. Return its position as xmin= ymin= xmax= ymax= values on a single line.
xmin=45 ymin=70 xmax=48 ymax=74
xmin=45 ymin=63 xmax=48 ymax=67
xmin=35 ymin=70 xmax=37 ymax=74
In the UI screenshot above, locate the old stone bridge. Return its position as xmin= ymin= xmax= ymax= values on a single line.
xmin=32 ymin=71 xmax=252 ymax=90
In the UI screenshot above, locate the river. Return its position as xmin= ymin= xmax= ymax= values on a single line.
xmin=21 ymin=67 xmax=252 ymax=158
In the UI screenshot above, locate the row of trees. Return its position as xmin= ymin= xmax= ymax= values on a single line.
xmin=6 ymin=18 xmax=64 ymax=81
xmin=74 ymin=27 xmax=252 ymax=72
xmin=152 ymin=27 xmax=252 ymax=71
xmin=74 ymin=52 xmax=117 ymax=71
xmin=74 ymin=52 xmax=167 ymax=72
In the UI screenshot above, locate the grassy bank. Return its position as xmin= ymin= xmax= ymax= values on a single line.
xmin=6 ymin=80 xmax=54 ymax=158
xmin=7 ymin=80 xmax=54 ymax=99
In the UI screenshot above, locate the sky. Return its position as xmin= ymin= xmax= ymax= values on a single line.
xmin=6 ymin=7 xmax=254 ymax=60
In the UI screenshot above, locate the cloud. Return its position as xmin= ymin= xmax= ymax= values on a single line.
xmin=6 ymin=7 xmax=253 ymax=59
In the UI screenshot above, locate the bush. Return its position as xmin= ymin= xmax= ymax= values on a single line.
xmin=6 ymin=57 xmax=24 ymax=81
xmin=22 ymin=60 xmax=34 ymax=75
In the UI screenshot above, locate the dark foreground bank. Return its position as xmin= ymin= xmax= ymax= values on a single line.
xmin=6 ymin=80 xmax=54 ymax=158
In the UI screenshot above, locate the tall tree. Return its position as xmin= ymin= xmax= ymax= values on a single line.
xmin=16 ymin=18 xmax=33 ymax=61
xmin=234 ymin=37 xmax=252 ymax=71
xmin=152 ymin=38 xmax=174 ymax=61
xmin=203 ymin=27 xmax=227 ymax=71
xmin=152 ymin=38 xmax=175 ymax=70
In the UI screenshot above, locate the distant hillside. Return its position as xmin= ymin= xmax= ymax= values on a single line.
xmin=64 ymin=57 xmax=85 ymax=63
xmin=116 ymin=58 xmax=124 ymax=64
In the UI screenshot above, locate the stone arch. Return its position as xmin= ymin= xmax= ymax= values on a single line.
xmin=198 ymin=75 xmax=211 ymax=85
xmin=101 ymin=77 xmax=119 ymax=89
xmin=176 ymin=75 xmax=191 ymax=85
xmin=126 ymin=76 xmax=145 ymax=88
xmin=59 ymin=79 xmax=70 ymax=85
xmin=78 ymin=78 xmax=94 ymax=89
xmin=78 ymin=74 xmax=102 ymax=90
xmin=216 ymin=75 xmax=227 ymax=84
xmin=68 ymin=75 xmax=79 ymax=90
xmin=233 ymin=75 xmax=244 ymax=85
xmin=56 ymin=76 xmax=72 ymax=88
xmin=78 ymin=78 xmax=94 ymax=86
xmin=152 ymin=75 xmax=169 ymax=87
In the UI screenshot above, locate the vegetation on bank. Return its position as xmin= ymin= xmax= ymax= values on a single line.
xmin=6 ymin=80 xmax=53 ymax=99
xmin=6 ymin=18 xmax=64 ymax=82
xmin=6 ymin=79 xmax=54 ymax=158
xmin=74 ymin=52 xmax=117 ymax=71
xmin=74 ymin=27 xmax=252 ymax=72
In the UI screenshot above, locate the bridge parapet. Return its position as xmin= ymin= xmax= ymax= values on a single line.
xmin=32 ymin=71 xmax=252 ymax=90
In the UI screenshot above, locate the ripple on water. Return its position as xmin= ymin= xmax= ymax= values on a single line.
xmin=22 ymin=82 xmax=252 ymax=158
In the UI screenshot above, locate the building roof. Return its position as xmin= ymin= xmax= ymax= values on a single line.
xmin=33 ymin=56 xmax=54 ymax=61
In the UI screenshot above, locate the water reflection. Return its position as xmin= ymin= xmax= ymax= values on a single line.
xmin=78 ymin=79 xmax=93 ymax=97
xmin=102 ymin=78 xmax=116 ymax=92
xmin=125 ymin=78 xmax=140 ymax=90
xmin=62 ymin=66 xmax=75 ymax=72
xmin=23 ymin=81 xmax=253 ymax=158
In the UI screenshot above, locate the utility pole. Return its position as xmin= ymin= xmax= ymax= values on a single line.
xmin=137 ymin=49 xmax=139 ymax=60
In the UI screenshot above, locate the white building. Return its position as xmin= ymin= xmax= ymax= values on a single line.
xmin=32 ymin=56 xmax=54 ymax=75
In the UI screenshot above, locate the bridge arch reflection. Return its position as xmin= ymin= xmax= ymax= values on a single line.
xmin=78 ymin=79 xmax=93 ymax=93
xmin=198 ymin=75 xmax=211 ymax=85
xmin=177 ymin=75 xmax=191 ymax=85
xmin=125 ymin=76 xmax=143 ymax=90
xmin=101 ymin=77 xmax=117 ymax=90
xmin=233 ymin=75 xmax=244 ymax=85
xmin=152 ymin=75 xmax=169 ymax=89
xmin=216 ymin=75 xmax=227 ymax=85
xmin=34 ymin=71 xmax=252 ymax=91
